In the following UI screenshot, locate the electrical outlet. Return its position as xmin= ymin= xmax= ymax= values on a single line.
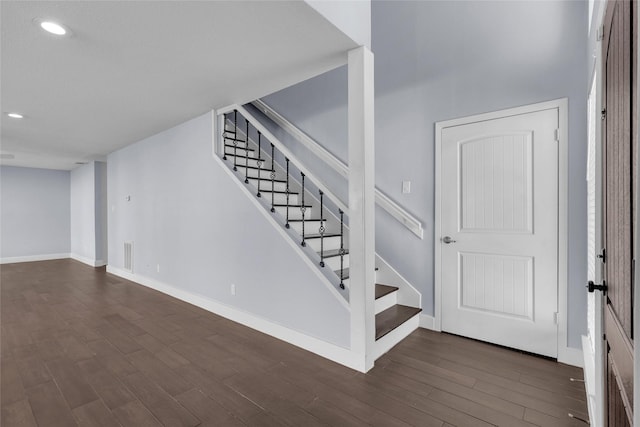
xmin=230 ymin=284 xmax=236 ymax=296
xmin=156 ymin=264 xmax=160 ymax=273
xmin=402 ymin=180 xmax=411 ymax=194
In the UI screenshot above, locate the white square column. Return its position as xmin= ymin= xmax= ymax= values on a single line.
xmin=348 ymin=46 xmax=376 ymax=371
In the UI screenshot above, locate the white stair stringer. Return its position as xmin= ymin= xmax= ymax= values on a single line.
xmin=223 ymin=124 xmax=350 ymax=295
xmin=220 ymin=112 xmax=422 ymax=364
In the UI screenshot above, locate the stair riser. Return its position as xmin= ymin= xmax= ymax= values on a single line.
xmin=228 ymin=155 xmax=271 ymax=169
xmin=321 ymin=253 xmax=350 ymax=271
xmin=274 ymin=206 xmax=313 ymax=220
xmin=223 ymin=137 xmax=250 ymax=150
xmin=224 ymin=146 xmax=254 ymax=157
xmin=304 ymin=236 xmax=341 ymax=252
xmin=256 ymin=192 xmax=299 ymax=205
xmin=236 ymin=166 xmax=279 ymax=180
xmin=375 ymin=291 xmax=398 ymax=314
xmin=289 ymin=221 xmax=324 ymax=235
xmin=247 ymin=178 xmax=287 ymax=192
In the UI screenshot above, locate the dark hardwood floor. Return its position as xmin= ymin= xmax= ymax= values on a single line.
xmin=1 ymin=260 xmax=588 ymax=426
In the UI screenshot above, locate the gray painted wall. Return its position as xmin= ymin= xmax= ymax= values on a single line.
xmin=71 ymin=162 xmax=97 ymax=261
xmin=0 ymin=166 xmax=70 ymax=258
xmin=95 ymin=161 xmax=108 ymax=264
xmin=263 ymin=0 xmax=588 ymax=348
xmin=107 ymin=113 xmax=349 ymax=348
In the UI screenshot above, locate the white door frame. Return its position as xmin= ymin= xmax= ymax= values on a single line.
xmin=434 ymin=98 xmax=575 ymax=366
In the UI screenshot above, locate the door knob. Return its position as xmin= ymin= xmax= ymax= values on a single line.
xmin=442 ymin=236 xmax=456 ymax=244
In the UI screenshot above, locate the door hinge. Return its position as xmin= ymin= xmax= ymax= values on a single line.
xmin=601 ymin=108 xmax=607 ymax=120
xmin=553 ymin=312 xmax=559 ymax=325
xmin=587 ymin=280 xmax=608 ymax=293
xmin=597 ymin=24 xmax=604 ymax=41
xmin=554 ymin=129 xmax=560 ymax=142
xmin=597 ymin=248 xmax=606 ymax=263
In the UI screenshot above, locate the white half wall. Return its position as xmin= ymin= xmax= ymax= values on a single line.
xmin=71 ymin=162 xmax=97 ymax=263
xmin=107 ymin=113 xmax=350 ymax=349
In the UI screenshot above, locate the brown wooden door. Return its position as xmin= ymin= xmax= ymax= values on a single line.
xmin=602 ymin=1 xmax=636 ymax=425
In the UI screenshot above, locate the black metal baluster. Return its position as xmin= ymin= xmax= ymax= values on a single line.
xmin=285 ymin=158 xmax=290 ymax=228
xmin=244 ymin=119 xmax=249 ymax=183
xmin=233 ymin=110 xmax=238 ymax=171
xmin=270 ymin=143 xmax=275 ymax=212
xmin=339 ymin=209 xmax=345 ymax=289
xmin=319 ymin=190 xmax=325 ymax=267
xmin=300 ymin=173 xmax=306 ymax=246
xmin=256 ymin=132 xmax=262 ymax=197
xmin=222 ymin=112 xmax=228 ymax=161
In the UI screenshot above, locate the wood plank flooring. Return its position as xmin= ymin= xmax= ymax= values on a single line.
xmin=1 ymin=260 xmax=588 ymax=426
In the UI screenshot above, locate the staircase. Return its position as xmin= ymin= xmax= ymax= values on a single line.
xmin=220 ymin=108 xmax=421 ymax=363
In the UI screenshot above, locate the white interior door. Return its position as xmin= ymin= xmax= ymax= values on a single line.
xmin=440 ymin=107 xmax=559 ymax=358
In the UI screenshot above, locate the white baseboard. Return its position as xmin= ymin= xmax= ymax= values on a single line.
xmin=70 ymin=253 xmax=106 ymax=267
xmin=419 ymin=313 xmax=438 ymax=331
xmin=0 ymin=253 xmax=70 ymax=264
xmin=106 ymin=265 xmax=366 ymax=372
xmin=558 ymin=344 xmax=584 ymax=368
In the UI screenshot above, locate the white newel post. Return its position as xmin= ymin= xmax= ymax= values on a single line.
xmin=348 ymin=46 xmax=376 ymax=371
xmin=211 ymin=110 xmax=219 ymax=158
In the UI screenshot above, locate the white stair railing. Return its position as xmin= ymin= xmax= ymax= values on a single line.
xmin=252 ymin=99 xmax=424 ymax=239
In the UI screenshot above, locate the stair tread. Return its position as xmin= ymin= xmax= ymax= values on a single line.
xmin=322 ymin=249 xmax=349 ymax=258
xmin=259 ymin=189 xmax=299 ymax=195
xmin=375 ymin=284 xmax=399 ymax=299
xmin=225 ymin=144 xmax=254 ymax=151
xmin=226 ymin=153 xmax=266 ymax=161
xmin=375 ymin=305 xmax=422 ymax=341
xmin=305 ymin=233 xmax=341 ymax=240
xmin=332 ymin=267 xmax=378 ymax=280
xmin=235 ymin=165 xmax=273 ymax=171
xmin=248 ymin=177 xmax=287 ymax=184
xmin=335 ymin=267 xmax=349 ymax=280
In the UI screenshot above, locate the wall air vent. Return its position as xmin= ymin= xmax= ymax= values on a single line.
xmin=124 ymin=241 xmax=133 ymax=272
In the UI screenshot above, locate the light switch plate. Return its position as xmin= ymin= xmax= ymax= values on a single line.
xmin=402 ymin=181 xmax=411 ymax=194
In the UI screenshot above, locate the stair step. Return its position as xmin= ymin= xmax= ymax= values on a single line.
xmin=335 ymin=267 xmax=349 ymax=280
xmin=248 ymin=176 xmax=287 ymax=184
xmin=259 ymin=189 xmax=299 ymax=196
xmin=322 ymin=249 xmax=349 ymax=258
xmin=223 ymin=136 xmax=247 ymax=143
xmin=305 ymin=233 xmax=341 ymax=240
xmin=224 ymin=144 xmax=254 ymax=152
xmin=375 ymin=305 xmax=422 ymax=341
xmin=333 ymin=267 xmax=378 ymax=280
xmin=375 ymin=284 xmax=399 ymax=299
xmin=273 ymin=204 xmax=312 ymax=209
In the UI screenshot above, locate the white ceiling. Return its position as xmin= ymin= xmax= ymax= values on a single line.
xmin=0 ymin=1 xmax=358 ymax=170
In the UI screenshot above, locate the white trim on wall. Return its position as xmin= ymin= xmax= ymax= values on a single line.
xmin=252 ymin=99 xmax=424 ymax=239
xmin=106 ymin=265 xmax=365 ymax=372
xmin=434 ymin=99 xmax=579 ymax=367
xmin=70 ymin=253 xmax=106 ymax=267
xmin=0 ymin=253 xmax=70 ymax=264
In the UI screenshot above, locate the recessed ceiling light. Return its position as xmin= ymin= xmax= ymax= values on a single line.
xmin=7 ymin=113 xmax=23 ymax=119
xmin=40 ymin=21 xmax=67 ymax=35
